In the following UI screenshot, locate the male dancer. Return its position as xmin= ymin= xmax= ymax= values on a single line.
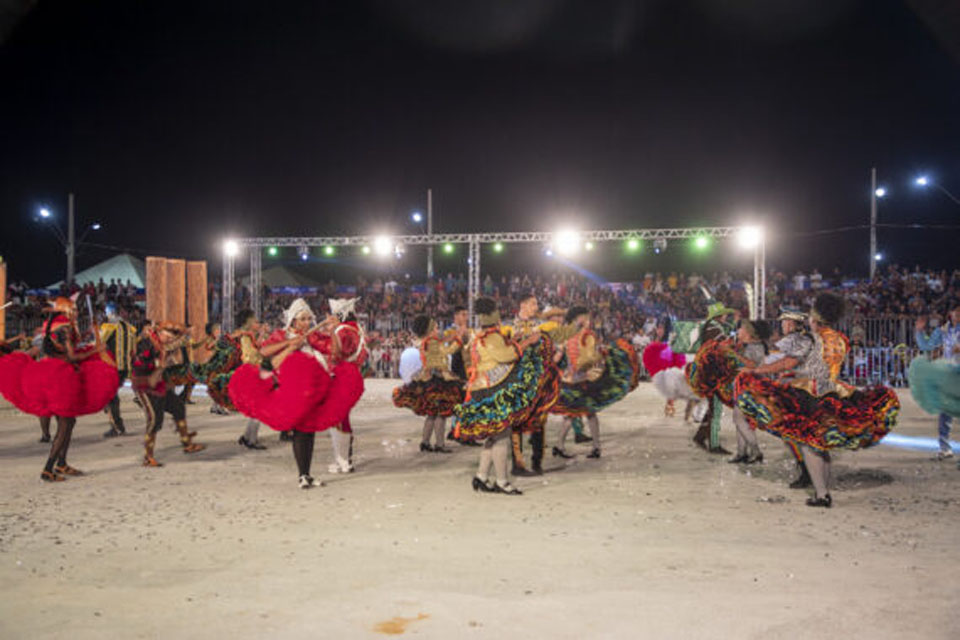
xmin=691 ymin=301 xmax=738 ymax=453
xmin=100 ymin=304 xmax=137 ymax=438
xmin=501 ymin=291 xmax=572 ymax=475
xmin=131 ymin=321 xmax=206 ymax=467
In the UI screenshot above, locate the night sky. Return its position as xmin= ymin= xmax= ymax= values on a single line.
xmin=1 ymin=0 xmax=958 ymax=286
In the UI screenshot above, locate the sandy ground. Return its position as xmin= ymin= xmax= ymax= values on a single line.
xmin=0 ymin=380 xmax=958 ymax=640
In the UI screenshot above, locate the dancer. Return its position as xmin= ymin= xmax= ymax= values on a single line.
xmin=914 ymin=307 xmax=960 ymax=459
xmin=501 ymin=291 xmax=567 ymax=475
xmin=392 ymin=314 xmax=463 ymax=453
xmin=643 ymin=341 xmax=706 ymax=424
xmin=0 ymin=296 xmax=119 ymax=481
xmin=228 ymin=298 xmax=364 ymax=488
xmin=131 ymin=321 xmax=206 ymax=467
xmin=455 ymin=297 xmax=557 ymax=495
xmin=690 ymin=301 xmax=738 ymax=453
xmin=444 ymin=305 xmax=477 ymax=445
xmin=100 ymin=304 xmax=137 ymax=438
xmin=1 ymin=333 xmax=53 ymax=443
xmin=551 ymin=306 xmax=640 ymax=459
xmin=232 ymin=310 xmax=270 ymax=449
xmin=327 ymin=297 xmax=367 ymax=474
xmin=734 ymin=296 xmax=900 ymax=507
xmin=725 ymin=320 xmax=772 ymax=464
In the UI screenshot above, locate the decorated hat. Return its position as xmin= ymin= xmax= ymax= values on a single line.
xmin=284 ymin=298 xmax=316 ymax=329
xmin=705 ymin=301 xmax=736 ymax=321
xmin=329 ymin=297 xmax=359 ymax=321
xmin=46 ymin=295 xmax=78 ymax=315
xmin=777 ymin=306 xmax=807 ymax=322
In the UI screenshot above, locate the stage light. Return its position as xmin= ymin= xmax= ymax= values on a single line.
xmin=267 ymin=246 xmax=278 ymax=257
xmin=553 ymin=229 xmax=581 ymax=256
xmin=492 ymin=242 xmax=504 ymax=253
xmin=544 ymin=248 xmax=554 ymax=257
xmin=737 ymin=226 xmax=763 ymax=250
xmin=374 ymin=235 xmax=393 ymax=256
xmin=915 ymin=176 xmax=929 ymax=187
xmin=443 ymin=243 xmax=454 ymax=254
xmin=874 ymin=187 xmax=887 ymax=198
xmin=361 ymin=245 xmax=371 ymax=255
xmin=91 ymin=223 xmax=102 ymax=231
xmin=39 ymin=208 xmax=51 ymax=218
xmin=411 ymin=212 xmax=423 ymax=223
xmin=875 ymin=253 xmax=883 ymax=262
xmin=693 ymin=236 xmax=709 ymax=251
xmin=626 ymin=238 xmax=640 ymax=252
xmin=224 ymin=240 xmax=239 ymax=257
xmin=323 ymin=245 xmax=335 ymax=256
xmin=298 ymin=245 xmax=309 ymax=261
xmin=585 ymin=241 xmax=595 ymax=251
xmin=394 ymin=243 xmax=406 ymax=258
xmin=653 ymin=238 xmax=667 ymax=254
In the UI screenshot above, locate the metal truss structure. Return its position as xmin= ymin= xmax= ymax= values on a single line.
xmin=221 ymin=226 xmax=765 ymax=331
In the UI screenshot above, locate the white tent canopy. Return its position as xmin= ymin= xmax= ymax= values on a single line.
xmin=47 ymin=253 xmax=146 ymax=290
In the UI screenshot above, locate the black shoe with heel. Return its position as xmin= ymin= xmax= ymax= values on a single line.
xmin=552 ymin=446 xmax=574 ymax=459
xmin=806 ymin=494 xmax=832 ymax=508
xmin=420 ymin=442 xmax=433 ymax=453
xmin=472 ymin=477 xmax=494 ymax=493
xmin=494 ymin=482 xmax=523 ymax=495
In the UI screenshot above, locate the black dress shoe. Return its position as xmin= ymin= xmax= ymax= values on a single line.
xmin=420 ymin=442 xmax=433 ymax=453
xmin=552 ymin=446 xmax=574 ymax=459
xmin=472 ymin=477 xmax=495 ymax=492
xmin=806 ymin=494 xmax=832 ymax=508
xmin=586 ymin=448 xmax=601 ymax=459
xmin=494 ymin=482 xmax=523 ymax=495
xmin=789 ymin=466 xmax=812 ymax=489
xmin=728 ymin=454 xmax=749 ymax=464
xmin=574 ymin=433 xmax=593 ymax=444
xmin=744 ymin=452 xmax=764 ymax=465
xmin=238 ymin=436 xmax=266 ymax=450
xmin=512 ymin=466 xmax=537 ymax=477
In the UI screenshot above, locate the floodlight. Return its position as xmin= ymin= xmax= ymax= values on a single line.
xmin=412 ymin=212 xmax=423 ymax=223
xmin=39 ymin=208 xmax=51 ymax=218
xmin=626 ymin=238 xmax=640 ymax=252
xmin=874 ymin=187 xmax=887 ymax=198
xmin=374 ymin=235 xmax=393 ymax=256
xmin=323 ymin=245 xmax=335 ymax=256
xmin=224 ymin=240 xmax=239 ymax=257
xmin=492 ymin=242 xmax=504 ymax=253
xmin=443 ymin=243 xmax=454 ymax=254
xmin=585 ymin=241 xmax=595 ymax=251
xmin=553 ymin=229 xmax=581 ymax=255
xmin=737 ymin=226 xmax=763 ymax=250
xmin=267 ymin=246 xmax=278 ymax=257
xmin=361 ymin=245 xmax=371 ymax=255
xmin=693 ymin=236 xmax=709 ymax=250
xmin=298 ymin=245 xmax=309 ymax=261
xmin=915 ymin=176 xmax=929 ymax=187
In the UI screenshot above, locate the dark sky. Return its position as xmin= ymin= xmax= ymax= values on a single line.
xmin=1 ymin=0 xmax=958 ymax=286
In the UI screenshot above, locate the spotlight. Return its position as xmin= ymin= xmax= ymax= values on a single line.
xmin=874 ymin=253 xmax=883 ymax=262
xmin=693 ymin=236 xmax=709 ymax=251
xmin=443 ymin=243 xmax=454 ymax=254
xmin=737 ymin=226 xmax=763 ymax=250
xmin=553 ymin=229 xmax=581 ymax=256
xmin=874 ymin=187 xmax=887 ymax=198
xmin=394 ymin=243 xmax=405 ymax=259
xmin=39 ymin=208 xmax=51 ymax=218
xmin=361 ymin=245 xmax=371 ymax=255
xmin=585 ymin=241 xmax=595 ymax=251
xmin=544 ymin=248 xmax=554 ymax=257
xmin=626 ymin=238 xmax=640 ymax=252
xmin=653 ymin=238 xmax=667 ymax=254
xmin=374 ymin=235 xmax=393 ymax=256
xmin=492 ymin=242 xmax=504 ymax=253
xmin=915 ymin=176 xmax=929 ymax=187
xmin=224 ymin=240 xmax=239 ymax=257
xmin=411 ymin=211 xmax=423 ymax=223
xmin=267 ymin=246 xmax=278 ymax=257
xmin=91 ymin=223 xmax=102 ymax=231
xmin=323 ymin=245 xmax=335 ymax=256
xmin=298 ymin=245 xmax=309 ymax=261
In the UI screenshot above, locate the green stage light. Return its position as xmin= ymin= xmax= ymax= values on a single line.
xmin=361 ymin=245 xmax=371 ymax=255
xmin=626 ymin=238 xmax=641 ymax=252
xmin=443 ymin=243 xmax=455 ymax=254
xmin=267 ymin=246 xmax=278 ymax=257
xmin=693 ymin=236 xmax=710 ymax=251
xmin=492 ymin=242 xmax=504 ymax=253
xmin=324 ymin=245 xmax=335 ymax=256
xmin=585 ymin=241 xmax=595 ymax=251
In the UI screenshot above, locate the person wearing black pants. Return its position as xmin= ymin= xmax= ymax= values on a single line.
xmin=100 ymin=305 xmax=137 ymax=438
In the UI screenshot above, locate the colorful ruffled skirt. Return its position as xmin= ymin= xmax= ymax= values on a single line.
xmin=908 ymin=357 xmax=960 ymax=419
xmin=393 ymin=376 xmax=464 ymax=417
xmin=552 ymin=339 xmax=639 ymax=417
xmin=0 ymin=352 xmax=119 ymax=418
xmin=454 ymin=337 xmax=560 ymax=441
xmin=685 ymin=338 xmax=741 ymax=407
xmin=190 ymin=335 xmax=244 ymax=408
xmin=734 ymin=372 xmax=900 ymax=452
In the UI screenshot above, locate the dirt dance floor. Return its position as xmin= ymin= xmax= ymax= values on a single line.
xmin=0 ymin=380 xmax=957 ymax=639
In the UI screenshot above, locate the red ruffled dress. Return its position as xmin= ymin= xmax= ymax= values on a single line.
xmin=227 ymin=327 xmax=364 ymax=433
xmin=0 ymin=315 xmax=119 ymax=417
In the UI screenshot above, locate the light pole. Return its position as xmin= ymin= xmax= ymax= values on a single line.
xmin=869 ymin=168 xmax=887 ymax=280
xmin=915 ymin=175 xmax=960 ymax=207
xmin=37 ymin=193 xmax=100 ymax=285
